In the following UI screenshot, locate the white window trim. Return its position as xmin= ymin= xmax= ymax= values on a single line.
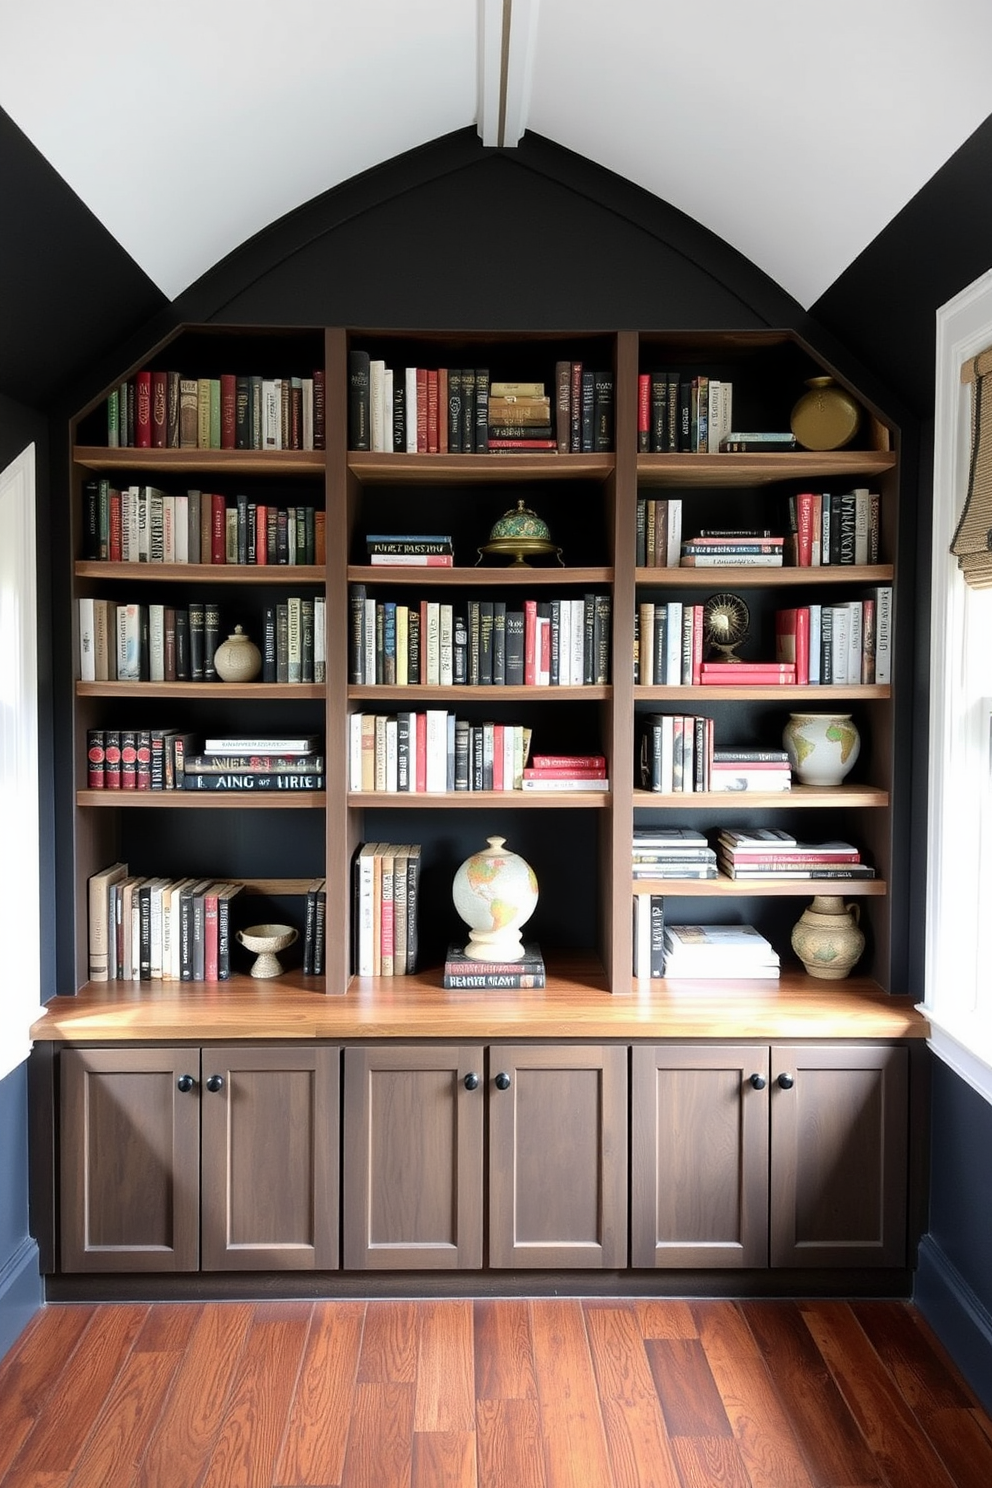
xmin=925 ymin=270 xmax=992 ymax=1104
xmin=0 ymin=444 xmax=45 ymax=1080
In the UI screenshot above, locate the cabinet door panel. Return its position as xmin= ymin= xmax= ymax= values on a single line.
xmin=489 ymin=1045 xmax=628 ymax=1269
xmin=343 ymin=1045 xmax=484 ymax=1269
xmin=770 ymin=1043 xmax=908 ymax=1267
xmin=631 ymin=1044 xmax=769 ymax=1268
xmin=200 ymin=1045 xmax=339 ymax=1271
xmin=60 ymin=1047 xmax=199 ymax=1272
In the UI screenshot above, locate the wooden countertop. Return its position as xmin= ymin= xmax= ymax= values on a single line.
xmin=31 ymin=959 xmax=929 ymax=1044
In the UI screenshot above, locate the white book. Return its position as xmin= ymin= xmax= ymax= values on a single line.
xmin=633 ymin=893 xmax=652 ymax=980
xmin=148 ymin=603 xmax=165 ymax=682
xmin=383 ymin=369 xmax=394 ymax=452
xmin=302 ymin=377 xmax=314 ymax=450
xmin=174 ymin=495 xmax=188 ymax=563
xmin=853 ymin=487 xmax=871 ymax=564
xmin=808 ymin=604 xmax=822 ymax=685
xmin=161 ymin=494 xmax=175 ymax=563
xmin=406 ymin=709 xmax=418 ymax=792
xmin=425 ymin=602 xmax=441 ymax=686
xmin=439 ymin=603 xmax=453 ymax=686
xmin=314 ymin=597 xmax=326 ymax=683
xmin=149 ymin=878 xmax=169 ymax=978
xmin=116 ymin=603 xmax=143 ymax=680
xmin=719 ymin=383 xmax=734 ymax=446
xmin=356 ymin=844 xmax=377 ymax=976
xmin=571 ymin=599 xmax=584 ymax=684
xmin=349 ymin=713 xmax=363 ymax=793
xmin=446 ymin=713 xmax=456 ymax=791
xmin=558 ymin=600 xmax=572 ymax=685
xmin=370 ymin=359 xmax=386 ymax=452
xmin=137 ymin=488 xmax=150 ymax=563
xmin=374 ymin=715 xmax=387 ymax=791
xmin=425 ymin=709 xmax=448 ymax=792
xmin=873 ymin=585 xmax=893 ymax=683
xmin=707 ymin=382 xmax=722 ymax=453
xmin=829 ymin=605 xmax=851 ymax=684
xmin=385 ymin=717 xmax=398 ymax=792
xmin=665 ymin=602 xmax=683 ymax=685
xmin=519 ymin=777 xmax=610 ymax=791
xmin=147 ymin=488 xmax=164 ymax=561
xmin=512 ymin=726 xmax=525 ymax=790
xmin=502 ymin=725 xmax=516 ymax=791
xmin=287 ymin=596 xmax=302 ymax=683
xmin=405 ymin=367 xmax=418 ymax=453
xmin=666 ymin=499 xmax=683 ymax=567
xmin=847 ymin=600 xmax=863 ymax=684
xmin=263 ymin=379 xmax=281 ymax=448
xmin=364 ymin=598 xmax=376 ymax=684
xmin=78 ymin=597 xmax=95 ymax=681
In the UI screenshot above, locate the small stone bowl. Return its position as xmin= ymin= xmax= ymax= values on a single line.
xmin=235 ymin=923 xmax=298 ymax=979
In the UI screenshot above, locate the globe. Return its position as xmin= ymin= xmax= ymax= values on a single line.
xmin=452 ymin=836 xmax=539 ymax=961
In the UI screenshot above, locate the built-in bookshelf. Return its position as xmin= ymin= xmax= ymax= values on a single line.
xmin=66 ymin=324 xmax=900 ymax=996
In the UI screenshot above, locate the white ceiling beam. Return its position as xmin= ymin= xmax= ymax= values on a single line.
xmin=478 ymin=0 xmax=539 ymax=147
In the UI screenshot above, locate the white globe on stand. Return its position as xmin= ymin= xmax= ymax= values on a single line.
xmin=452 ymin=836 xmax=539 ymax=961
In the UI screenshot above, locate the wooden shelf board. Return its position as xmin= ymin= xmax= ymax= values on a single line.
xmin=76 ymin=681 xmax=324 ymax=700
xmin=75 ymin=562 xmax=325 ymax=585
xmin=630 ymin=876 xmax=885 ymax=896
xmin=635 ymin=684 xmax=890 ymax=702
xmin=635 ymin=565 xmax=894 ymax=587
xmin=348 ymin=683 xmax=611 ymax=703
xmin=347 ymin=565 xmax=614 ymax=586
xmin=632 ymin=786 xmax=889 ymax=808
xmin=74 ymin=447 xmax=325 ymax=475
xmin=32 ymin=974 xmax=929 ymax=1044
xmin=636 ymin=451 xmax=897 ymax=488
xmin=349 ymin=790 xmax=609 ymax=808
xmin=77 ymin=790 xmax=326 ymax=809
xmin=348 ymin=452 xmax=614 ymax=484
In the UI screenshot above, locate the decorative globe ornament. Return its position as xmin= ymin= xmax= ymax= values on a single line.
xmin=477 ymin=499 xmax=563 ymax=566
xmin=790 ymin=375 xmax=862 ymax=451
xmin=213 ymin=624 xmax=262 ymax=682
xmin=452 ymin=835 xmax=539 ymax=961
xmin=782 ymin=712 xmax=861 ymax=786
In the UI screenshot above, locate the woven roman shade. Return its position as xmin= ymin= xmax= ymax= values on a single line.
xmin=954 ymin=349 xmax=992 ymax=587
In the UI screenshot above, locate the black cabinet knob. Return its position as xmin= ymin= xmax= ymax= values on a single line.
xmin=206 ymin=1074 xmax=225 ymax=1093
xmin=464 ymin=1072 xmax=480 ymax=1090
xmin=176 ymin=1074 xmax=195 ymax=1093
xmin=777 ymin=1072 xmax=795 ymax=1090
xmin=494 ymin=1071 xmax=511 ymax=1091
xmin=749 ymin=1073 xmax=767 ymax=1090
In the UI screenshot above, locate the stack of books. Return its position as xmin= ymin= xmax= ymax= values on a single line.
xmin=699 ymin=661 xmax=796 ymax=687
xmin=182 ymin=735 xmax=324 ymax=792
xmin=521 ymin=753 xmax=609 ymax=793
xmin=366 ymin=534 xmax=453 ymax=567
xmin=719 ymin=432 xmax=797 ymax=453
xmin=632 ymin=828 xmax=717 ymax=880
xmin=716 ymin=829 xmax=874 ymax=880
xmin=663 ymin=923 xmax=781 ymax=980
xmin=353 ymin=843 xmax=422 ymax=976
xmin=679 ymin=531 xmax=784 ymax=568
xmin=709 ymin=750 xmax=792 ymax=793
xmin=487 ymin=383 xmax=555 ymax=451
xmin=443 ymin=941 xmax=546 ymax=989
xmin=639 ymin=713 xmax=714 ymax=792
xmin=302 ymin=879 xmax=327 ymax=975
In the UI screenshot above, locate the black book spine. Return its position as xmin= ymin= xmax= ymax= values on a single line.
xmin=138 ymin=604 xmax=150 ymax=680
xmin=349 ymin=583 xmax=366 ymax=684
xmin=581 ymin=369 xmax=596 ymax=452
xmin=650 ymin=373 xmax=667 ymax=453
xmin=313 ymin=889 xmax=326 ymax=975
xmin=594 ymin=371 xmax=614 ymax=451
xmin=303 ymin=889 xmax=316 ymax=975
xmin=839 ymin=492 xmax=857 ymax=563
xmin=276 ymin=508 xmax=289 ymax=565
xmin=235 ymin=376 xmax=251 ymax=449
xmin=136 ymin=730 xmax=151 ymax=789
xmin=666 ymin=373 xmax=680 ymax=451
xmin=505 ymin=610 xmax=525 ymax=685
xmin=461 ymin=371 xmax=476 ymax=454
xmin=262 ymin=605 xmax=277 ymax=682
xmin=583 ymin=594 xmax=596 ymax=685
xmin=478 ymin=601 xmax=494 ymax=684
xmin=276 ymin=604 xmax=289 ymax=684
xmin=246 ymin=501 xmax=257 ymax=564
xmin=678 ymin=379 xmax=693 ymax=451
xmin=594 ymin=595 xmax=611 ymax=685
xmin=138 ymin=885 xmax=152 ymax=981
xmin=453 ymin=611 xmax=468 ymax=684
xmin=301 ymin=597 xmax=315 ymax=684
xmin=203 ymin=599 xmax=220 ymax=680
xmin=349 ymin=350 xmax=371 ymax=450
xmin=406 ymin=855 xmax=420 ymax=973
xmin=447 ymin=369 xmax=463 ymax=454
xmin=236 ymin=492 xmax=248 ymax=565
xmin=396 ymin=712 xmax=411 ymax=791
xmin=454 ymin=718 xmax=470 ymax=791
xmin=471 ymin=725 xmax=484 ymax=791
xmin=180 ymin=892 xmax=194 ymax=981
xmin=407 ymin=610 xmax=420 ymax=683
xmin=474 ymin=369 xmax=489 ymax=450
xmin=83 ymin=480 xmax=100 ymax=559
xmin=392 ymin=381 xmax=406 ymax=452
xmin=492 ymin=601 xmax=506 ymax=685
xmin=188 ymin=601 xmax=205 ymax=681
xmin=217 ymin=893 xmax=234 ymax=980
xmin=549 ymin=600 xmax=560 ymax=686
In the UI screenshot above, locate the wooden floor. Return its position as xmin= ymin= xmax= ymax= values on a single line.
xmin=0 ymin=1298 xmax=989 ymax=1488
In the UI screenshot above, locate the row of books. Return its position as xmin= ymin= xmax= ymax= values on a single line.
xmin=637 ymin=372 xmax=734 ymax=454
xmin=775 ymin=593 xmax=892 ymax=685
xmin=87 ymin=860 xmax=246 ymax=983
xmin=635 ymin=498 xmax=684 ymax=567
xmin=86 ymin=734 xmax=324 ymax=792
xmin=349 ymin=586 xmax=612 ymax=687
xmin=103 ymin=370 xmax=326 ymax=451
xmin=348 ymin=356 xmax=615 ymax=454
xmin=301 ymin=880 xmax=327 ymax=975
xmin=662 ymin=923 xmax=781 ymax=980
xmin=716 ymin=828 xmax=875 ymax=880
xmin=633 ymin=828 xmax=718 ymax=880
xmin=639 ymin=718 xmax=794 ymax=794
xmin=788 ymin=489 xmax=881 ymax=567
xmin=680 ymin=534 xmax=784 ymax=569
xmin=442 ymin=941 xmax=546 ymax=989
xmin=352 ymin=843 xmax=422 ymax=977
xmin=78 ymin=595 xmax=326 ymax=685
xmin=82 ymin=484 xmax=325 ymax=567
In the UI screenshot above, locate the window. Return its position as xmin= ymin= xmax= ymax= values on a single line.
xmin=0 ymin=445 xmax=43 ymax=1078
xmin=926 ymin=271 xmax=992 ymax=1102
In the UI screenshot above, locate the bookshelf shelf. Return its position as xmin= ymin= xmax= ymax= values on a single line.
xmin=633 ymin=684 xmax=890 ymax=703
xmin=632 ymin=785 xmax=889 ymax=808
xmin=347 ymin=566 xmax=614 ymax=587
xmin=74 ymin=446 xmax=326 ymax=476
xmin=76 ymin=790 xmax=327 ymax=809
xmin=636 ymin=451 xmax=897 ymax=489
xmin=634 ymin=564 xmax=894 ymax=588
xmin=347 ymin=684 xmax=612 ymax=704
xmin=349 ymin=452 xmax=615 ymax=485
xmin=348 ymin=790 xmax=609 ymax=809
xmin=77 ymin=681 xmax=325 ymax=701
xmin=76 ymin=562 xmax=326 ymax=585
xmin=630 ymin=876 xmax=887 ymax=897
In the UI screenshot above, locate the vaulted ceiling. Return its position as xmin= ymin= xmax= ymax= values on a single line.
xmin=3 ymin=0 xmax=991 ymax=311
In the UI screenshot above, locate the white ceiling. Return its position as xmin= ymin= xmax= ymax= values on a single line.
xmin=3 ymin=0 xmax=991 ymax=307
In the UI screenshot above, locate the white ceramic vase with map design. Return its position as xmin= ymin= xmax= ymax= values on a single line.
xmin=782 ymin=712 xmax=861 ymax=787
xmin=452 ymin=836 xmax=539 ymax=961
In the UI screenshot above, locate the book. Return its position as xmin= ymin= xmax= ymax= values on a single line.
xmin=88 ymin=861 xmax=128 ymax=981
xmin=183 ymin=773 xmax=324 ymax=791
xmin=443 ymin=940 xmax=546 ymax=989
xmin=202 ymin=735 xmax=320 ymax=754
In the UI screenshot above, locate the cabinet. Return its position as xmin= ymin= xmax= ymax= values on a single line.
xmin=60 ymin=1044 xmax=339 ymax=1272
xmin=631 ymin=1042 xmax=908 ymax=1270
xmin=342 ymin=1043 xmax=628 ymax=1270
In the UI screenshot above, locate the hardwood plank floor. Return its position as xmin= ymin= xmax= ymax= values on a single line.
xmin=0 ymin=1299 xmax=988 ymax=1488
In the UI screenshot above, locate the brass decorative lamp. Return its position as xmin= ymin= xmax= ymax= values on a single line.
xmin=477 ymin=499 xmax=563 ymax=566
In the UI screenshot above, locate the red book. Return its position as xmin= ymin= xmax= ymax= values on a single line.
xmin=203 ymin=886 xmax=219 ymax=982
xmin=532 ymin=754 xmax=606 ymax=770
xmin=569 ymin=362 xmax=583 ymax=452
xmin=211 ymin=493 xmax=227 ymax=564
xmin=538 ymin=614 xmax=551 ymax=684
xmin=437 ymin=369 xmax=448 ymax=453
xmin=692 ymin=603 xmax=704 ymax=685
xmin=523 ymin=767 xmax=607 ymax=779
xmin=416 ymin=368 xmax=428 ymax=453
xmin=314 ymin=511 xmax=326 ymax=566
xmin=151 ymin=372 xmax=168 ymax=448
xmin=415 ymin=713 xmax=427 ymax=793
xmin=120 ymin=732 xmax=137 ymax=789
xmin=427 ymin=370 xmax=439 ymax=454
xmin=86 ymin=731 xmax=105 ymax=788
xmin=775 ymin=608 xmax=810 ymax=684
xmin=795 ymin=492 xmax=817 ymax=567
xmin=487 ymin=438 xmax=557 ymax=450
xmin=493 ymin=723 xmax=504 ymax=791
xmin=220 ymin=374 xmax=237 ymax=449
xmin=254 ymin=504 xmax=267 ymax=565
xmin=312 ymin=368 xmax=326 ymax=449
xmin=134 ymin=371 xmax=152 ymax=448
xmin=638 ymin=373 xmax=651 ymax=451
xmin=524 ymin=599 xmax=538 ymax=685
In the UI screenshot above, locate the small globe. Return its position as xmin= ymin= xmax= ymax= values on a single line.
xmin=488 ymin=499 xmax=551 ymax=542
xmin=452 ymin=836 xmax=539 ymax=961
